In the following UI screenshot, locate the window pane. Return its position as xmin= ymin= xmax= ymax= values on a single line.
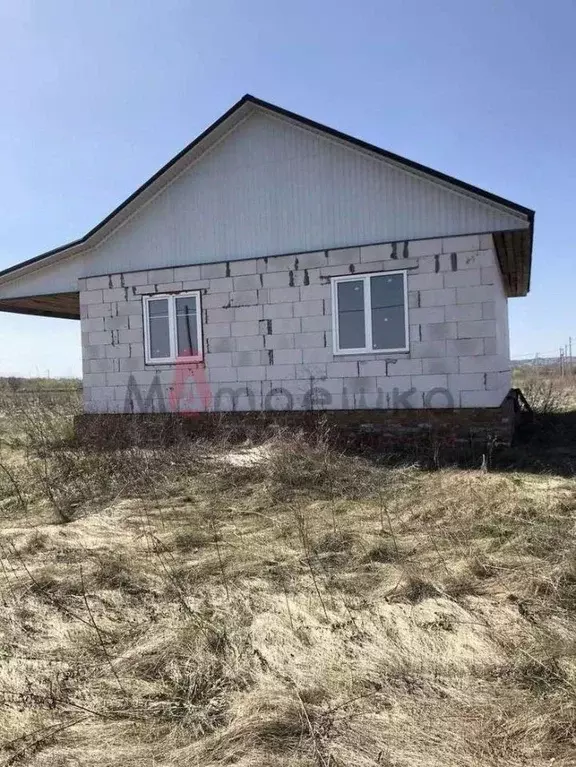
xmin=370 ymin=274 xmax=406 ymax=349
xmin=372 ymin=306 xmax=406 ymax=349
xmin=337 ymin=280 xmax=365 ymax=349
xmin=149 ymin=316 xmax=171 ymax=359
xmin=148 ymin=298 xmax=169 ymax=317
xmin=176 ymin=315 xmax=199 ymax=357
xmin=337 ymin=279 xmax=365 ymax=311
xmin=175 ymin=295 xmax=199 ymax=357
xmin=371 ymin=273 xmax=404 ymax=309
xmin=175 ymin=295 xmax=197 ymax=317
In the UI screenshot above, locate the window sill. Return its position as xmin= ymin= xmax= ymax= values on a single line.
xmin=145 ymin=357 xmax=204 ymax=366
xmin=333 ymin=349 xmax=410 ymax=356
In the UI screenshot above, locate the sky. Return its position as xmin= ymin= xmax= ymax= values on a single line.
xmin=0 ymin=0 xmax=573 ymax=376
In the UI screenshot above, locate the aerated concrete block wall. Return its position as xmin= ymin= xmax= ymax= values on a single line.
xmin=79 ymin=233 xmax=511 ymax=413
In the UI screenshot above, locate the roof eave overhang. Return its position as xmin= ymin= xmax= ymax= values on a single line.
xmin=493 ymin=223 xmax=534 ymax=297
xmin=0 ymin=292 xmax=80 ymax=320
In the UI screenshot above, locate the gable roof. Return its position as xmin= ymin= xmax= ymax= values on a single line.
xmin=0 ymin=94 xmax=534 ymax=299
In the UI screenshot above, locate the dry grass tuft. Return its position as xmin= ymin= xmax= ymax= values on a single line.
xmin=515 ymin=367 xmax=575 ymax=413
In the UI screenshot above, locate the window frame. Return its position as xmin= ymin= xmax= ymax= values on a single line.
xmin=331 ymin=270 xmax=409 ymax=355
xmin=143 ymin=290 xmax=203 ymax=364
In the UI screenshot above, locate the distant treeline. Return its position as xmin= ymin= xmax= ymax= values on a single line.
xmin=0 ymin=377 xmax=82 ymax=393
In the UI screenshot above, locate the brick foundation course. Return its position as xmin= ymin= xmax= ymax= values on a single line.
xmin=74 ymin=396 xmax=518 ymax=452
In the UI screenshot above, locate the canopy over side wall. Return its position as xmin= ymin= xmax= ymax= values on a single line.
xmin=0 ymin=292 xmax=80 ymax=320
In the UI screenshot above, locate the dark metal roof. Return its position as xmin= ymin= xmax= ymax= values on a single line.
xmin=0 ymin=94 xmax=534 ymax=294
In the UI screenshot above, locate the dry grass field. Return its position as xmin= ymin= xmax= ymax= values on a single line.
xmin=0 ymin=374 xmax=575 ymax=766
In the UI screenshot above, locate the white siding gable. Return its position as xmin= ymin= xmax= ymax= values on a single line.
xmin=0 ymin=107 xmax=528 ymax=299
xmin=86 ymin=110 xmax=526 ymax=275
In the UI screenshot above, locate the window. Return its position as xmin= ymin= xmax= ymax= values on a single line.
xmin=331 ymin=271 xmax=408 ymax=354
xmin=143 ymin=291 xmax=203 ymax=363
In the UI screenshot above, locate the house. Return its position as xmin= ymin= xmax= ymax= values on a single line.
xmin=0 ymin=95 xmax=534 ymax=442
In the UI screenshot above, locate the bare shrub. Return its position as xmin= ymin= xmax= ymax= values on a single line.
xmin=0 ymin=388 xmax=81 ymax=448
xmin=5 ymin=376 xmax=23 ymax=393
xmin=93 ymin=552 xmax=149 ymax=594
xmin=516 ymin=370 xmax=572 ymax=413
xmin=0 ymin=397 xmax=208 ymax=522
xmin=364 ymin=540 xmax=401 ymax=563
xmin=265 ymin=427 xmax=382 ymax=503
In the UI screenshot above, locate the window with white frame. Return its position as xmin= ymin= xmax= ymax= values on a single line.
xmin=331 ymin=271 xmax=409 ymax=354
xmin=143 ymin=291 xmax=203 ymax=363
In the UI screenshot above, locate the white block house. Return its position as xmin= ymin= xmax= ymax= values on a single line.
xmin=0 ymin=95 xmax=533 ymax=420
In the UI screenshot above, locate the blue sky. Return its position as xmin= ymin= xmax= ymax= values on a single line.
xmin=0 ymin=0 xmax=573 ymax=376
